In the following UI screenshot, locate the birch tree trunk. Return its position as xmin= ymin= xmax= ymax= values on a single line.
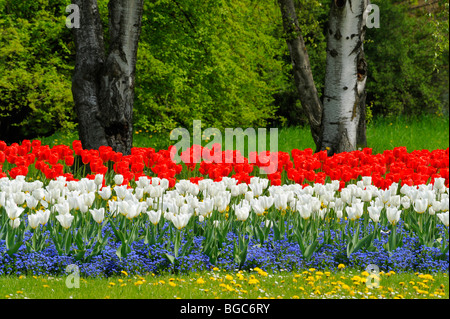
xmin=71 ymin=0 xmax=144 ymax=155
xmin=321 ymin=0 xmax=369 ymax=155
xmin=278 ymin=0 xmax=323 ymax=150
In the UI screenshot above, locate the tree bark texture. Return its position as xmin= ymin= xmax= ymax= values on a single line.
xmin=321 ymin=0 xmax=369 ymax=155
xmin=71 ymin=0 xmax=144 ymax=155
xmin=71 ymin=0 xmax=108 ymax=150
xmin=277 ymin=0 xmax=323 ymax=151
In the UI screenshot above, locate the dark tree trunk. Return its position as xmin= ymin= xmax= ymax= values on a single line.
xmin=71 ymin=0 xmax=108 ymax=150
xmin=71 ymin=0 xmax=144 ymax=155
xmin=277 ymin=0 xmax=323 ymax=151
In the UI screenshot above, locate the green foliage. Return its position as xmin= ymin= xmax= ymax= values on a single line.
xmin=134 ymin=0 xmax=288 ymax=134
xmin=364 ymin=0 xmax=449 ymax=117
xmin=272 ymin=0 xmax=328 ymax=127
xmin=0 ymin=0 xmax=447 ymax=143
xmin=0 ymin=0 xmax=76 ymax=141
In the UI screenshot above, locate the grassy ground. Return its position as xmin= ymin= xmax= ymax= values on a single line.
xmin=37 ymin=115 xmax=449 ymax=154
xmin=0 ymin=268 xmax=447 ymax=299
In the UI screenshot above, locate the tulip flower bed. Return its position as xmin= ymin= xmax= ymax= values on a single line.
xmin=0 ymin=140 xmax=448 ymax=278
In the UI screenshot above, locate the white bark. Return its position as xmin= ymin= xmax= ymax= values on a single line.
xmin=321 ymin=0 xmax=369 ymax=154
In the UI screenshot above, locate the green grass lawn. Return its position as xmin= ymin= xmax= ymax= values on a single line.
xmin=37 ymin=115 xmax=449 ymax=154
xmin=0 ymin=267 xmax=447 ymax=299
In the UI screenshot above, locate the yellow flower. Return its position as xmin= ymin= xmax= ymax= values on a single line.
xmin=308 ymin=268 xmax=316 ymax=272
xmin=169 ymin=282 xmax=177 ymax=287
xmin=225 ymin=274 xmax=234 ymax=281
xmin=338 ymin=264 xmax=346 ymax=270
xmin=135 ymin=280 xmax=144 ymax=286
xmin=196 ymin=278 xmax=206 ymax=285
xmin=212 ymin=267 xmax=219 ymax=271
xmin=109 ymin=282 xmax=116 ymax=286
xmin=121 ymin=270 xmax=128 ymax=277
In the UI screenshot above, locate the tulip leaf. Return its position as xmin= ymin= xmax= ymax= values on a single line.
xmin=303 ymin=240 xmax=319 ymax=261
xmin=165 ymin=253 xmax=175 ymax=265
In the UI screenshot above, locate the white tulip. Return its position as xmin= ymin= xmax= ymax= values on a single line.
xmin=98 ymin=186 xmax=112 ymax=200
xmin=55 ymin=201 xmax=70 ymax=215
xmin=26 ymin=195 xmax=39 ymax=210
xmin=413 ymin=198 xmax=428 ymax=214
xmin=146 ymin=209 xmax=162 ymax=225
xmin=249 ymin=182 xmax=264 ymax=197
xmin=345 ymin=206 xmax=358 ymax=221
xmin=386 ymin=207 xmax=401 ymax=226
xmin=13 ymin=192 xmax=26 ymax=205
xmin=401 ymin=196 xmax=411 ymax=209
xmin=259 ymin=196 xmax=274 ymax=210
xmin=238 ymin=183 xmax=248 ymax=195
xmin=368 ymin=205 xmax=382 ymax=223
xmin=38 ymin=209 xmax=50 ymax=225
xmin=235 ymin=205 xmax=250 ymax=221
xmin=28 ymin=213 xmax=42 ymax=229
xmin=114 ymin=185 xmax=129 ymax=200
xmin=388 ymin=195 xmax=401 ymax=208
xmin=251 ymin=200 xmax=265 ymax=216
xmin=437 ymin=211 xmax=449 ymax=227
xmin=362 ymin=176 xmax=372 ymax=187
xmin=56 ymin=213 xmax=74 ymax=230
xmin=90 ymin=207 xmax=105 ymax=224
xmin=230 ymin=185 xmax=240 ymax=197
xmin=433 ymin=177 xmax=446 ymax=191
xmin=171 ymin=213 xmax=191 ymax=230
xmin=245 ymin=191 xmax=254 ymax=202
xmin=353 ymin=202 xmax=364 ymax=219
xmin=297 ymin=203 xmax=312 ymax=220
xmin=5 ymin=201 xmax=25 ymax=221
xmin=114 ymin=174 xmax=124 ymax=186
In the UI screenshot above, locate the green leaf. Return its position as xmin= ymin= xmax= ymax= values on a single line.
xmin=165 ymin=253 xmax=175 ymax=265
xmin=303 ymin=240 xmax=319 ymax=261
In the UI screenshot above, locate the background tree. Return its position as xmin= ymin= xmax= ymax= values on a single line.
xmin=278 ymin=0 xmax=369 ymax=155
xmin=0 ymin=0 xmax=448 ymax=148
xmin=71 ymin=0 xmax=144 ymax=155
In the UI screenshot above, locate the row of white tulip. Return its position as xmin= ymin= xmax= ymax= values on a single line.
xmin=0 ymin=175 xmax=448 ymax=232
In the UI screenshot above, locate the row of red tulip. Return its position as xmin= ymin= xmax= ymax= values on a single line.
xmin=0 ymin=140 xmax=448 ymax=189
